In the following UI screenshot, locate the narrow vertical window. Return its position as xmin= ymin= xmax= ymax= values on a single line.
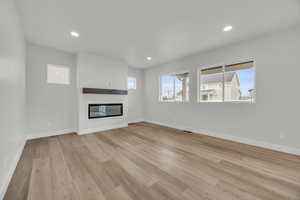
xmin=128 ymin=77 xmax=137 ymax=90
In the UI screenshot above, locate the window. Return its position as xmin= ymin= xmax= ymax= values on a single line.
xmin=199 ymin=60 xmax=255 ymax=103
xmin=160 ymin=72 xmax=189 ymax=102
xmin=47 ymin=64 xmax=70 ymax=85
xmin=199 ymin=65 xmax=223 ymax=102
xmin=128 ymin=77 xmax=136 ymax=89
xmin=224 ymin=61 xmax=255 ymax=102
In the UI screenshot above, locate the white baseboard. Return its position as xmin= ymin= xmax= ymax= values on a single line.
xmin=0 ymin=138 xmax=26 ymax=200
xmin=26 ymin=129 xmax=77 ymax=140
xmin=128 ymin=119 xmax=144 ymax=124
xmin=78 ymin=123 xmax=128 ymax=135
xmin=145 ymin=120 xmax=300 ymax=156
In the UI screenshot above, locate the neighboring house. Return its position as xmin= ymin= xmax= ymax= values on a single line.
xmin=200 ymin=71 xmax=241 ymax=101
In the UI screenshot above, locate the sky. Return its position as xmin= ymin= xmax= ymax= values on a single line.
xmin=236 ymin=68 xmax=254 ymax=96
xmin=161 ymin=76 xmax=177 ymax=96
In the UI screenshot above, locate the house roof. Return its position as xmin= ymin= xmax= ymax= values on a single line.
xmin=202 ymin=71 xmax=237 ymax=84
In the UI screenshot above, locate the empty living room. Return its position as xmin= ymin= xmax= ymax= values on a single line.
xmin=1 ymin=0 xmax=300 ymax=199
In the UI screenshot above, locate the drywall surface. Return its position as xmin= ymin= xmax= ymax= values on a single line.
xmin=128 ymin=67 xmax=144 ymax=123
xmin=26 ymin=43 xmax=78 ymax=138
xmin=77 ymin=53 xmax=128 ymax=134
xmin=144 ymin=25 xmax=300 ymax=151
xmin=0 ymin=0 xmax=26 ymax=198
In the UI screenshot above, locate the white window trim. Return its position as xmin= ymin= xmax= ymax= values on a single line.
xmin=198 ymin=58 xmax=256 ymax=103
xmin=159 ymin=70 xmax=191 ymax=103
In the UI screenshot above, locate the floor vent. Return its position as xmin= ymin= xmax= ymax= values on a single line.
xmin=183 ymin=130 xmax=192 ymax=133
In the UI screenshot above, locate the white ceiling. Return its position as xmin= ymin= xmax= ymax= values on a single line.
xmin=16 ymin=0 xmax=300 ymax=68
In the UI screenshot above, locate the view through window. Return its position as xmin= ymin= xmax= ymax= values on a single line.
xmin=160 ymin=72 xmax=189 ymax=102
xmin=199 ymin=66 xmax=223 ymax=102
xmin=199 ymin=61 xmax=255 ymax=103
xmin=224 ymin=61 xmax=255 ymax=102
xmin=128 ymin=77 xmax=136 ymax=90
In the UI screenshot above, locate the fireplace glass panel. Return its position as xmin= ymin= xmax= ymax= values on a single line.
xmin=89 ymin=104 xmax=123 ymax=119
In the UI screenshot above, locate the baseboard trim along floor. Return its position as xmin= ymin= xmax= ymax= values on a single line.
xmin=0 ymin=139 xmax=26 ymax=200
xmin=145 ymin=120 xmax=300 ymax=156
xmin=77 ymin=123 xmax=128 ymax=135
xmin=26 ymin=129 xmax=77 ymax=140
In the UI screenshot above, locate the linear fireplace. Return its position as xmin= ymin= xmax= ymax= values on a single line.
xmin=88 ymin=103 xmax=123 ymax=119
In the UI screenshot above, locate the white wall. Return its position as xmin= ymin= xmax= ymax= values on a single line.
xmin=0 ymin=0 xmax=26 ymax=198
xmin=26 ymin=43 xmax=77 ymax=138
xmin=144 ymin=25 xmax=300 ymax=152
xmin=77 ymin=53 xmax=128 ymax=134
xmin=128 ymin=67 xmax=144 ymax=123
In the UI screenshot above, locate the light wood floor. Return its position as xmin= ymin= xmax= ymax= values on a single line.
xmin=4 ymin=122 xmax=300 ymax=200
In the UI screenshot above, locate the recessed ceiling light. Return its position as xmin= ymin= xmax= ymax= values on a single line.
xmin=147 ymin=57 xmax=152 ymax=61
xmin=223 ymin=25 xmax=233 ymax=32
xmin=70 ymin=31 xmax=80 ymax=37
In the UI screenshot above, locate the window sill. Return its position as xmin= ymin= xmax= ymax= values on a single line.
xmin=159 ymin=100 xmax=189 ymax=103
xmin=198 ymin=100 xmax=255 ymax=104
xmin=224 ymin=100 xmax=255 ymax=104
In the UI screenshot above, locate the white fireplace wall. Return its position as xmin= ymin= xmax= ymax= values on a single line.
xmin=77 ymin=53 xmax=128 ymax=134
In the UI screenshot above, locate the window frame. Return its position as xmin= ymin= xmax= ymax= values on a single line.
xmin=127 ymin=76 xmax=137 ymax=90
xmin=47 ymin=64 xmax=70 ymax=85
xmin=198 ymin=59 xmax=256 ymax=103
xmin=159 ymin=70 xmax=190 ymax=103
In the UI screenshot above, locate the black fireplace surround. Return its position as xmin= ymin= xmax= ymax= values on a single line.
xmin=88 ymin=103 xmax=123 ymax=119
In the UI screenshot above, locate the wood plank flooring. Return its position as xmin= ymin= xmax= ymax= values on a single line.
xmin=4 ymin=122 xmax=300 ymax=200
